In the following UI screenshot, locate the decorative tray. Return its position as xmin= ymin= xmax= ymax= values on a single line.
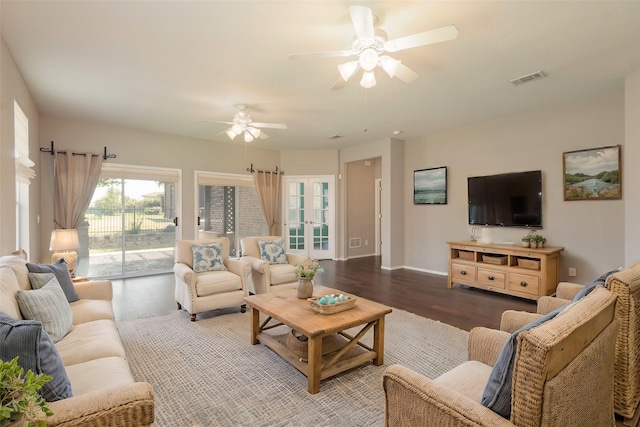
xmin=308 ymin=294 xmax=357 ymax=315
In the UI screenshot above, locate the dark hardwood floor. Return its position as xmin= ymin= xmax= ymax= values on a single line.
xmin=314 ymin=256 xmax=537 ymax=331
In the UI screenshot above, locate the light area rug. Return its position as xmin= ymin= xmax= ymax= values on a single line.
xmin=117 ymin=307 xmax=469 ymax=427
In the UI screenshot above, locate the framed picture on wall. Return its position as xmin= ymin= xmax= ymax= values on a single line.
xmin=563 ymin=145 xmax=621 ymax=201
xmin=414 ymin=166 xmax=447 ymax=205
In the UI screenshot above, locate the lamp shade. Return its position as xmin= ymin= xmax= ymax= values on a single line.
xmin=49 ymin=229 xmax=80 ymax=251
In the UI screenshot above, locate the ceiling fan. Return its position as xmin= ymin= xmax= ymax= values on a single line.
xmin=288 ymin=5 xmax=458 ymax=89
xmin=202 ymin=105 xmax=288 ymax=142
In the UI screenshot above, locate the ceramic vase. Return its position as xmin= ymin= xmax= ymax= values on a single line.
xmin=297 ymin=277 xmax=313 ymax=299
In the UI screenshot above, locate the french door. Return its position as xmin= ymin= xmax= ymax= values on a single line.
xmin=284 ymin=175 xmax=335 ymax=260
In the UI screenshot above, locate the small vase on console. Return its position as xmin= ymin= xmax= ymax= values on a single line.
xmin=297 ymin=278 xmax=314 ymax=299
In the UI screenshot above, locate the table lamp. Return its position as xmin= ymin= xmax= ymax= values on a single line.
xmin=49 ymin=228 xmax=80 ymax=277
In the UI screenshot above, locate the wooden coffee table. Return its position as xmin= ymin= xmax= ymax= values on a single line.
xmin=243 ymin=285 xmax=392 ymax=394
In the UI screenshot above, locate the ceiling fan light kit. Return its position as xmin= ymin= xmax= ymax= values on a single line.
xmin=288 ymin=5 xmax=458 ymax=90
xmin=203 ymin=104 xmax=287 ymax=143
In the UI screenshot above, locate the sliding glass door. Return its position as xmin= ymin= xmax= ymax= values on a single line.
xmin=79 ymin=165 xmax=181 ymax=279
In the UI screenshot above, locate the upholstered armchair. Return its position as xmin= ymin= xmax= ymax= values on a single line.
xmin=240 ymin=236 xmax=309 ymax=294
xmin=383 ymin=286 xmax=618 ymax=426
xmin=174 ymin=237 xmax=250 ymax=321
xmin=502 ymin=261 xmax=640 ymax=423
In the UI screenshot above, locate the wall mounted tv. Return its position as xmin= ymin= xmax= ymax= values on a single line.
xmin=468 ymin=170 xmax=542 ymax=228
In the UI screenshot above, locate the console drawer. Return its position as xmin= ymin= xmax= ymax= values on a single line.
xmin=477 ymin=268 xmax=506 ymax=289
xmin=451 ymin=262 xmax=476 ymax=282
xmin=508 ymin=273 xmax=540 ymax=296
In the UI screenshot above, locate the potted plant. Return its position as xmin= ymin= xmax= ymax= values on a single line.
xmin=294 ymin=259 xmax=322 ymax=299
xmin=534 ymin=234 xmax=547 ymax=248
xmin=1 ymin=356 xmax=53 ymax=427
xmin=521 ymin=236 xmax=531 ymax=247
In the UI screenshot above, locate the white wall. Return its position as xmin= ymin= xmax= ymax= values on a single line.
xmin=404 ymin=90 xmax=626 ymax=283
xmin=38 ymin=116 xmax=280 ymax=262
xmin=625 ymin=70 xmax=640 ymax=266
xmin=0 ymin=35 xmax=41 ymax=258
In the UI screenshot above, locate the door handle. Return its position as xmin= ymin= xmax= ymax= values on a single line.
xmin=197 ymin=216 xmax=201 ymax=226
xmin=173 ymin=217 xmax=178 ymax=227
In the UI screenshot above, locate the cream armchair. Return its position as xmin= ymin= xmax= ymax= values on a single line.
xmin=502 ymin=261 xmax=640 ymax=423
xmin=240 ymin=236 xmax=309 ymax=294
xmin=174 ymin=237 xmax=250 ymax=321
xmin=383 ymin=286 xmax=618 ymax=426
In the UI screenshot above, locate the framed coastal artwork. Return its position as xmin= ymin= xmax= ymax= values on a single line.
xmin=413 ymin=166 xmax=447 ymax=205
xmin=563 ymin=145 xmax=621 ymax=201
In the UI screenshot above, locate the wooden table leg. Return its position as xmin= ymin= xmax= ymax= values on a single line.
xmin=249 ymin=306 xmax=259 ymax=345
xmin=307 ymin=335 xmax=322 ymax=394
xmin=372 ymin=316 xmax=385 ymax=365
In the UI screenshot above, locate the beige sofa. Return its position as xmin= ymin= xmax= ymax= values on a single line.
xmin=0 ymin=255 xmax=154 ymax=426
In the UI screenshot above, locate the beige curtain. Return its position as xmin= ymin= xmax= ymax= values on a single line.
xmin=54 ymin=151 xmax=103 ymax=229
xmin=253 ymin=169 xmax=282 ymax=235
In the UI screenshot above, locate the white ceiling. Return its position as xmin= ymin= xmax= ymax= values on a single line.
xmin=2 ymin=1 xmax=640 ymax=151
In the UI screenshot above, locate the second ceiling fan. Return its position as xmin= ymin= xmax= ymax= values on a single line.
xmin=289 ymin=5 xmax=458 ymax=89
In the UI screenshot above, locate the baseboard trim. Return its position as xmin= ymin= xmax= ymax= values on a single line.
xmin=402 ymin=266 xmax=448 ymax=276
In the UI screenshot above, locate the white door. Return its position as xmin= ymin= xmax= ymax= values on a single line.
xmin=284 ymin=175 xmax=335 ymax=260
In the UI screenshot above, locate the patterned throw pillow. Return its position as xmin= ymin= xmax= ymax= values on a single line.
xmin=192 ymin=243 xmax=228 ymax=273
xmin=0 ymin=312 xmax=73 ymax=401
xmin=16 ymin=276 xmax=74 ymax=343
xmin=259 ymin=238 xmax=288 ymax=264
xmin=28 ymin=272 xmax=56 ymax=289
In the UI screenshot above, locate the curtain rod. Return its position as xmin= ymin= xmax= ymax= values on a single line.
xmin=246 ymin=163 xmax=283 ymax=174
xmin=40 ymin=140 xmax=117 ymax=160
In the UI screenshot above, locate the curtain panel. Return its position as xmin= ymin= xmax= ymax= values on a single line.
xmin=252 ymin=169 xmax=282 ymax=235
xmin=54 ymin=151 xmax=103 ymax=229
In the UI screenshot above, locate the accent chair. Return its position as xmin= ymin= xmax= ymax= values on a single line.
xmin=174 ymin=237 xmax=249 ymax=321
xmin=240 ymin=236 xmax=309 ymax=294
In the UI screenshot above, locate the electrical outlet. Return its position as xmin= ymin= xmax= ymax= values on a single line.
xmin=568 ymin=267 xmax=577 ymax=277
xmin=365 ymin=240 xmax=368 ymax=245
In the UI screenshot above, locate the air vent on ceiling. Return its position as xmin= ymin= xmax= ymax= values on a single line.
xmin=509 ymin=70 xmax=547 ymax=86
xmin=328 ymin=134 xmax=343 ymax=140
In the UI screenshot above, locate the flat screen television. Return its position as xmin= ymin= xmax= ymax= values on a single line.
xmin=468 ymin=170 xmax=542 ymax=228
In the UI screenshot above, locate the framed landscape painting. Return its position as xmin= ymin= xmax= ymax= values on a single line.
xmin=563 ymin=145 xmax=621 ymax=201
xmin=414 ymin=166 xmax=447 ymax=205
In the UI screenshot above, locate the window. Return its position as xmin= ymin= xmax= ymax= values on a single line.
xmin=196 ymin=172 xmax=268 ymax=257
xmin=14 ymin=100 xmax=33 ymax=255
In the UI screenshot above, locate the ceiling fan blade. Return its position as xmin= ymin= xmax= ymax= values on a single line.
xmin=394 ymin=63 xmax=419 ymax=83
xmin=349 ymin=5 xmax=375 ymax=41
xmin=288 ymin=50 xmax=353 ymax=60
xmin=384 ymin=24 xmax=459 ymax=52
xmin=252 ymin=122 xmax=288 ymax=130
xmin=195 ymin=120 xmax=234 ymax=125
xmin=258 ymin=131 xmax=269 ymax=139
xmin=331 ymin=77 xmax=348 ymax=90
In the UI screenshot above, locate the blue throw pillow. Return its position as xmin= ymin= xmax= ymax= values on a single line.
xmin=26 ymin=258 xmax=79 ymax=303
xmin=481 ymin=305 xmax=566 ymax=417
xmin=192 ymin=243 xmax=227 ymax=273
xmin=0 ymin=311 xmax=73 ymax=401
xmin=258 ymin=238 xmax=288 ymax=265
xmin=571 ymin=268 xmax=621 ymax=302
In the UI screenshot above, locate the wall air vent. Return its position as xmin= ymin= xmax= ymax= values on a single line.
xmin=509 ymin=70 xmax=547 ymax=86
xmin=349 ymin=237 xmax=361 ymax=248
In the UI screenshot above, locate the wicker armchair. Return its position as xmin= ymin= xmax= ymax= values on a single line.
xmin=383 ymin=286 xmax=618 ymax=426
xmin=502 ymin=261 xmax=640 ymax=423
